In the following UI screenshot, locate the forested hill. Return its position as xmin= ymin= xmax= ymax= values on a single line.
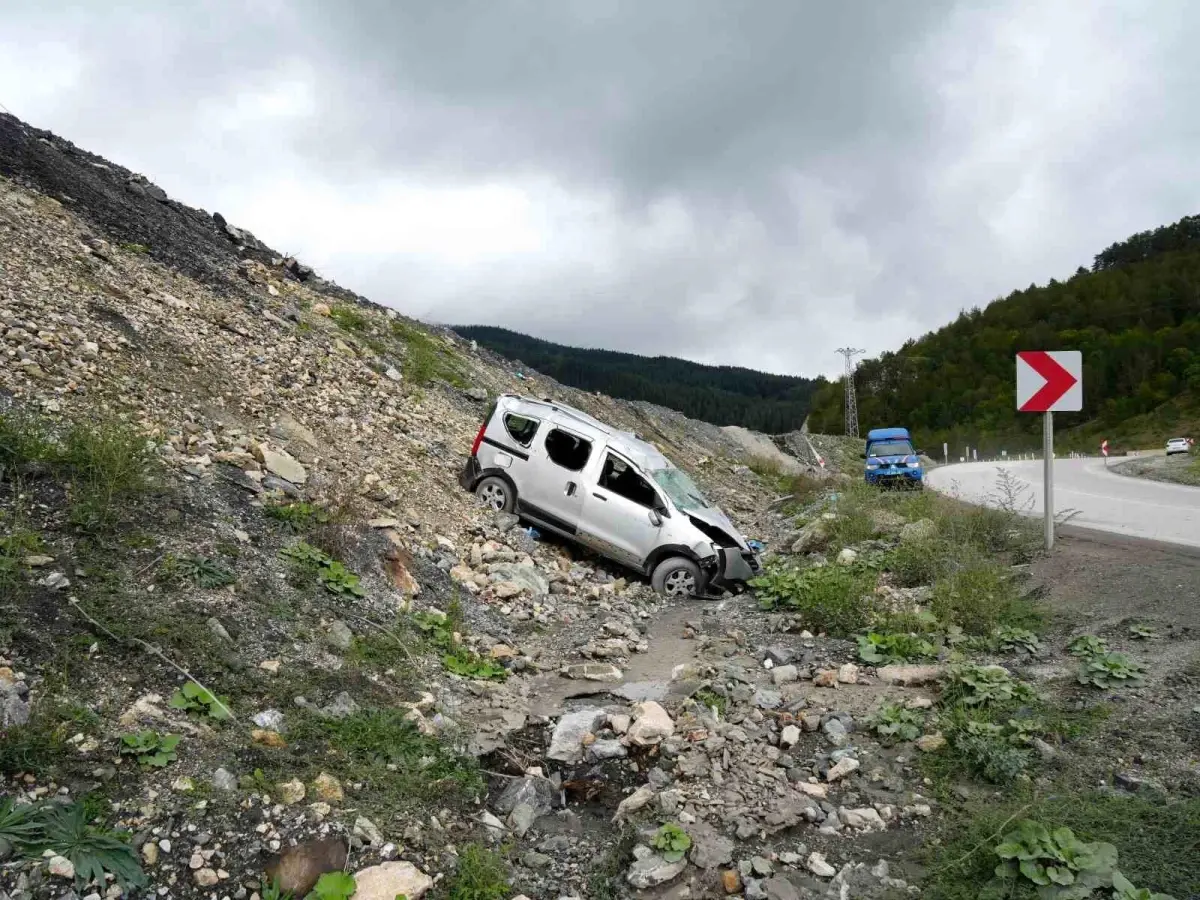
xmin=453 ymin=325 xmax=826 ymax=433
xmin=806 ymin=213 xmax=1200 ymax=453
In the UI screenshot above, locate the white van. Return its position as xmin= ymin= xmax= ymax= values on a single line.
xmin=458 ymin=394 xmax=760 ymax=597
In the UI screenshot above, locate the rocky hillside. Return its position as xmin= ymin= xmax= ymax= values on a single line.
xmin=5 ymin=111 xmax=1196 ymax=900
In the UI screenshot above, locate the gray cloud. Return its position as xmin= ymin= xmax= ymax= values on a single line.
xmin=3 ymin=0 xmax=1200 ymax=378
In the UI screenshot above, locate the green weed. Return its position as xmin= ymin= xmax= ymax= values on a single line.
xmin=651 ymin=823 xmax=692 ymax=862
xmin=929 ymin=561 xmax=1039 ymax=635
xmin=857 ymin=631 xmax=938 ymax=665
xmin=869 ymin=701 xmax=925 ymax=743
xmin=750 ymin=561 xmax=878 ymax=636
xmin=329 ymin=304 xmax=369 ymax=333
xmin=921 ymin=793 xmax=1200 ymax=900
xmin=1077 ymin=652 xmax=1145 ymax=689
xmin=445 ymin=843 xmax=512 ymax=900
xmin=168 ymin=681 xmax=233 ymax=721
xmin=310 ymin=871 xmax=356 ymax=900
xmin=118 ymin=730 xmax=180 ymax=768
xmin=264 ymin=500 xmax=330 ymax=532
xmin=942 ymin=665 xmax=1038 ymax=708
xmin=160 ymin=553 xmax=236 ymax=588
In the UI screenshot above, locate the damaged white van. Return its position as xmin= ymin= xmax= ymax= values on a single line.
xmin=458 ymin=394 xmax=761 ymax=598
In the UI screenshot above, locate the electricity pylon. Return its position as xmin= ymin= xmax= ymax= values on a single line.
xmin=836 ymin=347 xmax=865 ymax=437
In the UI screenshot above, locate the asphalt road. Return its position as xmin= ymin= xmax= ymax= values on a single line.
xmin=926 ymin=456 xmax=1200 ymax=549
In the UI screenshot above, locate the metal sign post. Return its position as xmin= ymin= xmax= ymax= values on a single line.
xmin=1016 ymin=351 xmax=1082 ymax=551
xmin=1043 ymin=412 xmax=1054 ymax=549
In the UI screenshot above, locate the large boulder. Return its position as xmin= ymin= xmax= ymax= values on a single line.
xmin=900 ymin=519 xmax=938 ymax=544
xmin=791 ymin=514 xmax=836 ymax=553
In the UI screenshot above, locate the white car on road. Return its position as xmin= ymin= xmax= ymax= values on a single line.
xmin=1166 ymin=437 xmax=1191 ymax=456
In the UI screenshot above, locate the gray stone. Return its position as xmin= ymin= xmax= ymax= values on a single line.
xmin=626 ymin=854 xmax=687 ymax=889
xmin=521 ymin=851 xmax=552 ymax=870
xmin=763 ymin=876 xmax=801 ymax=900
xmin=494 ymin=776 xmax=555 ymax=817
xmin=466 ymin=387 xmax=489 ymax=402
xmin=547 ymin=708 xmax=606 ymax=762
xmin=353 ymin=817 xmax=385 ymax=848
xmin=212 ymin=768 xmax=238 ymax=792
xmin=772 ymin=665 xmax=800 ymax=685
xmin=900 ymin=519 xmax=938 ymax=544
xmin=764 ymin=645 xmax=796 ymax=666
xmin=321 ymin=692 xmax=360 ymax=720
xmin=253 ymin=709 xmax=285 ymax=730
xmin=509 ymin=803 xmax=537 ymax=836
xmin=207 ymin=617 xmax=233 ymax=643
xmin=488 ymin=563 xmax=549 ymax=598
xmin=754 ymin=689 xmax=783 ymax=710
xmin=326 ymin=621 xmax=354 ymax=652
xmin=752 ymin=856 xmax=774 ymax=876
xmin=687 ymin=823 xmax=734 ymax=870
xmin=588 ymin=739 xmax=628 ymax=761
xmin=823 ymin=718 xmax=848 ymax=747
xmin=791 ymin=515 xmax=835 ymax=553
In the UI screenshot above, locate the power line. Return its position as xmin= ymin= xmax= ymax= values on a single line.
xmin=836 ymin=347 xmax=865 ymax=437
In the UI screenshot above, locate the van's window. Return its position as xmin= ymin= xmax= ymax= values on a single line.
xmin=867 ymin=440 xmax=913 ymax=457
xmin=650 ymin=467 xmax=711 ymax=512
xmin=599 ymin=454 xmax=658 ymax=508
xmin=503 ymin=414 xmax=539 ymax=447
xmin=544 ymin=428 xmax=592 ymax=471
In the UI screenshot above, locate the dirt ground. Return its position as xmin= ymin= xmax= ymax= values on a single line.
xmin=1034 ymin=525 xmax=1200 ymax=631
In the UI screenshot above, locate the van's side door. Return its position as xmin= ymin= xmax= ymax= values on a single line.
xmin=516 ymin=421 xmax=592 ymax=535
xmin=577 ymin=449 xmax=665 ymax=570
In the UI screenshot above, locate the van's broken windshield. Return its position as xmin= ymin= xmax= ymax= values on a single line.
xmin=650 ymin=467 xmax=711 ymax=511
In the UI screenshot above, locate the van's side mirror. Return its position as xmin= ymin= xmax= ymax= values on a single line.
xmin=859 ymin=451 xmax=867 ymax=459
xmin=648 ymin=509 xmax=663 ymax=527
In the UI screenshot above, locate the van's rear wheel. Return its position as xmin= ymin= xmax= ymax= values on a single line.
xmin=651 ymin=557 xmax=703 ymax=598
xmin=475 ymin=476 xmax=515 ymax=513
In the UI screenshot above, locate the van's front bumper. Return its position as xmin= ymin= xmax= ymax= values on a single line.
xmin=706 ymin=547 xmax=761 ymax=595
xmin=458 ymin=455 xmax=481 ymax=491
xmin=865 ymin=468 xmax=923 ymax=488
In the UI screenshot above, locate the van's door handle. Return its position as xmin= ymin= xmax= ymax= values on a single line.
xmin=565 ymin=482 xmax=577 ymax=496
xmin=592 ymin=492 xmax=607 ymax=500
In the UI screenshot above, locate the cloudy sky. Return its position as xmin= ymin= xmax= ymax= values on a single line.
xmin=2 ymin=1 xmax=1198 ymax=378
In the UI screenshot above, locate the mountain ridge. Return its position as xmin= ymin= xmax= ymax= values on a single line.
xmin=454 ymin=324 xmax=826 ymax=433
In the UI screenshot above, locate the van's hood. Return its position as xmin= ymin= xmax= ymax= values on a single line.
xmin=685 ymin=506 xmax=752 ymax=551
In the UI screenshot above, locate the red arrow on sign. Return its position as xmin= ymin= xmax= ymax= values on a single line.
xmin=1017 ymin=351 xmax=1079 ymax=412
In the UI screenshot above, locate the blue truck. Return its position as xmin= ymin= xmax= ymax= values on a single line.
xmin=862 ymin=427 xmax=924 ymax=489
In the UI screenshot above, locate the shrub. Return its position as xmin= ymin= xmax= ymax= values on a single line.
xmin=750 ymin=562 xmax=878 ymax=636
xmin=446 ymin=843 xmax=511 ymax=900
xmin=310 ymin=871 xmax=356 ymax=900
xmin=929 ymin=561 xmax=1025 ymax=635
xmin=264 ymin=500 xmax=330 ymax=532
xmin=1077 ymin=652 xmax=1145 ymax=689
xmin=329 ymin=305 xmax=369 ymax=332
xmin=869 ymin=702 xmax=924 ymax=742
xmin=160 ymin=554 xmax=236 ymax=588
xmin=281 ymin=542 xmax=366 ymax=598
xmin=1067 ymin=634 xmax=1108 ymax=658
xmin=60 ymin=420 xmax=154 ymax=531
xmin=8 ymin=800 xmax=147 ymax=891
xmin=942 ymin=665 xmax=1037 ymax=708
xmin=857 ymin=631 xmax=938 ymax=665
xmin=952 ymin=726 xmax=1033 ymax=783
xmin=991 ymin=820 xmax=1118 ymax=899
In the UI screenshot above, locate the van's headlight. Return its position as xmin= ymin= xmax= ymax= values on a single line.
xmin=908 ymin=460 xmax=921 ymax=468
xmin=866 ymin=463 xmax=880 ymax=470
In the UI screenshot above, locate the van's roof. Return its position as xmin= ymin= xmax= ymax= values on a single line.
xmin=499 ymin=393 xmax=673 ymax=471
xmin=866 ymin=427 xmax=911 ymax=441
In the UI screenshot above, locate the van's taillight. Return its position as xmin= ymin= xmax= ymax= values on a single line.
xmin=470 ymin=422 xmax=487 ymax=457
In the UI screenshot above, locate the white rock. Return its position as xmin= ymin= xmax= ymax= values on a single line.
xmin=626 ymin=701 xmax=674 ymax=746
xmin=836 ymin=548 xmax=858 ymax=565
xmin=613 ymin=785 xmax=655 ymax=822
xmin=826 ymin=757 xmax=860 ymax=782
xmin=48 ymin=856 xmax=75 ymax=879
xmin=839 ymin=807 xmax=886 ymax=831
xmin=352 ymin=861 xmax=434 ymax=900
xmin=780 ymin=725 xmax=801 ymax=747
xmin=808 ymin=852 xmax=837 ymax=878
xmin=837 ymin=663 xmax=859 ymax=684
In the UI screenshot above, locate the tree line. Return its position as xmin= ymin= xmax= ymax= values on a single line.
xmin=454 ymin=325 xmax=825 ymax=433
xmin=806 ymin=214 xmax=1200 ymax=453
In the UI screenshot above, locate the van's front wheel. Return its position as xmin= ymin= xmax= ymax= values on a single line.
xmin=475 ymin=476 xmax=516 ymax=513
xmin=651 ymin=557 xmax=704 ymax=598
